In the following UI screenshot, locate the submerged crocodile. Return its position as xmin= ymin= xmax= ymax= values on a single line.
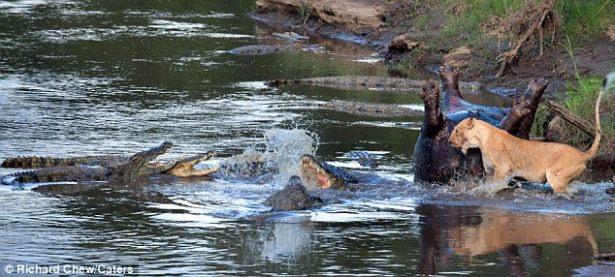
xmin=272 ymin=32 xmax=309 ymax=42
xmin=1 ymin=143 xmax=218 ymax=186
xmin=228 ymin=45 xmax=290 ymax=55
xmin=268 ymin=76 xmax=483 ymax=92
xmin=318 ymin=100 xmax=422 ymax=118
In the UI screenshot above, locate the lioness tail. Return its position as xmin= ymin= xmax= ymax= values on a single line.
xmin=585 ymin=90 xmax=604 ymax=159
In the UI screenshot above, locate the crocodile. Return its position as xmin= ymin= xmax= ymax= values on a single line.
xmin=346 ymin=151 xmax=379 ymax=168
xmin=268 ymin=76 xmax=483 ymax=93
xmin=318 ymin=100 xmax=422 ymax=118
xmin=1 ymin=143 xmax=218 ymax=186
xmin=228 ymin=44 xmax=290 ymax=55
xmin=272 ymin=32 xmax=309 ymax=42
xmin=2 ymin=155 xmax=130 ymax=168
xmin=298 ymin=154 xmax=358 ymax=190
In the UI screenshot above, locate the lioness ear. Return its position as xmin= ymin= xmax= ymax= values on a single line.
xmin=467 ymin=118 xmax=475 ymax=128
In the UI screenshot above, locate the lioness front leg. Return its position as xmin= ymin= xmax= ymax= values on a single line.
xmin=479 ymin=167 xmax=512 ymax=193
xmin=488 ymin=167 xmax=511 ymax=183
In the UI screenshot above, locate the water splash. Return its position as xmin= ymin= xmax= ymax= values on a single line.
xmin=216 ymin=129 xmax=318 ymax=185
xmin=263 ymin=128 xmax=318 ymax=184
xmin=216 ymin=148 xmax=271 ymax=181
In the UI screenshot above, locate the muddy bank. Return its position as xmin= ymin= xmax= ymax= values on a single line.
xmin=251 ymin=0 xmax=395 ymax=51
xmin=252 ymin=0 xmax=615 ymax=95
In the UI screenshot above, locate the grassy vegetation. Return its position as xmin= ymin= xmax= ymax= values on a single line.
xmin=532 ymin=76 xmax=614 ymax=152
xmin=556 ymin=0 xmax=615 ymax=43
xmin=564 ymin=76 xmax=615 ymax=137
xmin=439 ymin=0 xmax=615 ymax=45
xmin=564 ymin=77 xmax=603 ymax=118
xmin=442 ymin=0 xmax=528 ymax=43
xmin=384 ymin=0 xmax=615 ymax=77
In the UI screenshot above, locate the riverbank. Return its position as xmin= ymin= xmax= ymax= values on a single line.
xmin=252 ymin=0 xmax=614 ymax=93
xmin=252 ymin=0 xmax=615 ymax=153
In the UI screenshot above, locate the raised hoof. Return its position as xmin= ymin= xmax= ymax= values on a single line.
xmin=509 ymin=97 xmax=532 ymax=119
xmin=527 ymin=78 xmax=549 ymax=97
xmin=420 ymin=80 xmax=439 ymax=107
xmin=439 ymin=65 xmax=460 ymax=92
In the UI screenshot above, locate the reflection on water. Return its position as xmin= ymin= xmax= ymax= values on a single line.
xmin=416 ymin=205 xmax=600 ymax=276
xmin=0 ymin=0 xmax=614 ymax=275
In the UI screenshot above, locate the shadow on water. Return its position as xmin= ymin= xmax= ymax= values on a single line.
xmin=0 ymin=0 xmax=614 ymax=275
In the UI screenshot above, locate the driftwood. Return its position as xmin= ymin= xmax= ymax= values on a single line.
xmin=544 ymin=100 xmax=595 ymax=138
xmin=543 ymin=100 xmax=614 ymax=169
xmin=495 ymin=0 xmax=558 ymax=77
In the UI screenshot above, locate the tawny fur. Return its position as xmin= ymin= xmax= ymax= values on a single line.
xmin=449 ymin=91 xmax=603 ymax=193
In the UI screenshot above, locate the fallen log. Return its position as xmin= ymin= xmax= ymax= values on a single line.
xmin=495 ymin=0 xmax=559 ymax=77
xmin=544 ymin=100 xmax=595 ymax=138
xmin=595 ymin=252 xmax=615 ymax=261
xmin=543 ymin=100 xmax=614 ymax=169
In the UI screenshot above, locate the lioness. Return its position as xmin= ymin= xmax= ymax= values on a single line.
xmin=449 ymin=91 xmax=604 ymax=193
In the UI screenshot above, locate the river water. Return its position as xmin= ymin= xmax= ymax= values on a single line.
xmin=0 ymin=1 xmax=614 ymax=276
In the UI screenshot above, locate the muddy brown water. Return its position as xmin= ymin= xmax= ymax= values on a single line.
xmin=0 ymin=1 xmax=614 ymax=276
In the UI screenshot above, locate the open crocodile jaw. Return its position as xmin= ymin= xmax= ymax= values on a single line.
xmin=138 ymin=142 xmax=172 ymax=167
xmin=299 ymin=155 xmax=343 ymax=190
xmin=119 ymin=141 xmax=174 ymax=180
xmin=166 ymin=152 xmax=219 ymax=177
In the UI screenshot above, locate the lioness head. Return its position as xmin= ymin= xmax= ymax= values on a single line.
xmin=449 ymin=118 xmax=479 ymax=154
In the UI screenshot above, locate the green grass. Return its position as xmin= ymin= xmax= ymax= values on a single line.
xmin=437 ymin=0 xmax=615 ymax=48
xmin=530 ymin=29 xmax=613 ymax=149
xmin=414 ymin=14 xmax=429 ymax=30
xmin=564 ymin=77 xmax=615 ymax=138
xmin=564 ymin=77 xmax=603 ymax=117
xmin=533 ymin=76 xmax=615 ymax=151
xmin=383 ymin=0 xmax=615 ymax=74
xmin=296 ymin=3 xmax=309 ymax=18
xmin=387 ymin=55 xmax=413 ymax=73
xmin=441 ymin=0 xmax=533 ymax=43
xmin=556 ymin=0 xmax=615 ymax=43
